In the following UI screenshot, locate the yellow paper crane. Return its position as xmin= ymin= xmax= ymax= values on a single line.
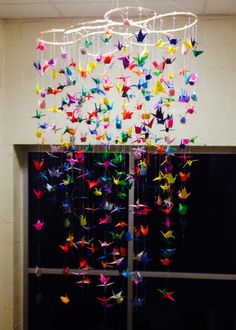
xmin=155 ymin=39 xmax=165 ymax=48
xmin=178 ymin=187 xmax=191 ymax=199
xmin=160 ymin=230 xmax=175 ymax=239
xmin=79 ymin=214 xmax=87 ymax=227
xmin=60 ymin=295 xmax=70 ymax=304
xmin=153 ymin=80 xmax=165 ymax=95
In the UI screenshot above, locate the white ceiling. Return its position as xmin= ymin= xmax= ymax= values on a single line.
xmin=0 ymin=0 xmax=236 ymax=19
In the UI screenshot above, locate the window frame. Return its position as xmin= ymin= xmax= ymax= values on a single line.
xmin=21 ymin=145 xmax=236 ymax=330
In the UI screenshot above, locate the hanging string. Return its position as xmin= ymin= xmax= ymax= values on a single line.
xmin=32 ymin=3 xmax=201 ymax=320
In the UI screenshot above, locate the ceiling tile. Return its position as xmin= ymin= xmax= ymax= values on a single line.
xmin=51 ymin=0 xmax=140 ymax=3
xmin=0 ymin=4 xmax=60 ymax=18
xmin=53 ymin=3 xmax=110 ymax=18
xmin=0 ymin=0 xmax=50 ymax=3
xmin=203 ymin=0 xmax=236 ymax=14
xmin=52 ymin=1 xmax=204 ymax=19
xmin=0 ymin=0 xmax=234 ymax=18
xmin=150 ymin=0 xmax=206 ymax=15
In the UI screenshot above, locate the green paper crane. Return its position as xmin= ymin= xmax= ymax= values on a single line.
xmin=101 ymin=35 xmax=112 ymax=43
xmin=84 ymin=38 xmax=93 ymax=48
xmin=133 ymin=54 xmax=148 ymax=67
xmin=178 ymin=203 xmax=188 ymax=215
xmin=32 ymin=109 xmax=45 ymax=119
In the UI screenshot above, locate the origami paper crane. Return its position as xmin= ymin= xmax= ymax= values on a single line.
xmin=97 ymin=274 xmax=114 ymax=287
xmin=158 ymin=289 xmax=176 ymax=302
xmin=134 ymin=29 xmax=147 ymax=42
xmin=33 ymin=220 xmax=44 ymax=231
xmin=111 ymin=290 xmax=124 ymax=304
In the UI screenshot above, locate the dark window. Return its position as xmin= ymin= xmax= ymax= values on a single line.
xmin=28 ymin=274 xmax=127 ymax=330
xmin=133 ymin=154 xmax=236 ymax=274
xmin=133 ymin=278 xmax=236 ymax=330
xmin=27 ymin=150 xmax=236 ymax=330
xmin=28 ymin=151 xmax=129 ymax=269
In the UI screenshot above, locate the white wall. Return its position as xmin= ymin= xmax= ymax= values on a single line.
xmin=0 ymin=15 xmax=236 ymax=329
